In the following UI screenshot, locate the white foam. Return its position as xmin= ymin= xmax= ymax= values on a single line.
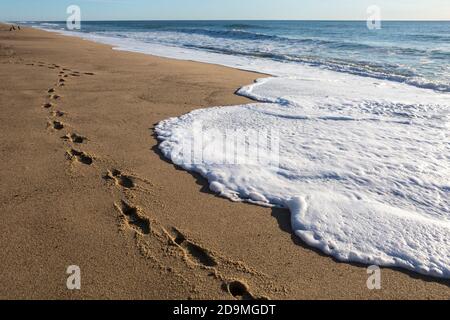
xmin=154 ymin=53 xmax=450 ymax=279
xmin=36 ymin=26 xmax=450 ymax=278
xmin=156 ymin=89 xmax=450 ymax=278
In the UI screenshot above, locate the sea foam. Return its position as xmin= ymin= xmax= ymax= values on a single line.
xmin=153 ymin=46 xmax=450 ymax=279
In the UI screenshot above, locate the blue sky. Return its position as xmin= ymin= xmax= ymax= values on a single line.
xmin=1 ymin=0 xmax=449 ymax=21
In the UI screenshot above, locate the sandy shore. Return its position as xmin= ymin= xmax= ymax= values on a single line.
xmin=0 ymin=24 xmax=448 ymax=300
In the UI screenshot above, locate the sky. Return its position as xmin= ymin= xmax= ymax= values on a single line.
xmin=1 ymin=0 xmax=449 ymax=21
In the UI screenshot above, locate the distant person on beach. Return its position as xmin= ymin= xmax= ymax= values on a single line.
xmin=9 ymin=25 xmax=16 ymax=31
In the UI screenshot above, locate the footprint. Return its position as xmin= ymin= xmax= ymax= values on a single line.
xmin=170 ymin=228 xmax=217 ymax=267
xmin=62 ymin=133 xmax=86 ymax=144
xmin=105 ymin=169 xmax=135 ymax=189
xmin=49 ymin=121 xmax=64 ymax=130
xmin=48 ymin=88 xmax=55 ymax=93
xmin=49 ymin=94 xmax=61 ymax=100
xmin=225 ymin=280 xmax=257 ymax=300
xmin=84 ymin=72 xmax=95 ymax=76
xmin=42 ymin=102 xmax=53 ymax=109
xmin=116 ymin=201 xmax=151 ymax=235
xmin=67 ymin=149 xmax=93 ymax=165
xmin=51 ymin=110 xmax=65 ymax=117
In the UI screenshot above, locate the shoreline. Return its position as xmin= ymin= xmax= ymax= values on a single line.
xmin=0 ymin=24 xmax=449 ymax=299
xmin=29 ymin=24 xmax=276 ymax=79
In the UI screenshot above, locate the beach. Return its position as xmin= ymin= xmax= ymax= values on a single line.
xmin=0 ymin=24 xmax=449 ymax=299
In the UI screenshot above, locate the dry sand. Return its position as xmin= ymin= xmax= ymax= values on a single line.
xmin=0 ymin=24 xmax=449 ymax=300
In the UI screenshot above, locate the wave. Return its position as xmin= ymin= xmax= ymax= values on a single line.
xmin=180 ymin=43 xmax=450 ymax=93
xmin=39 ymin=22 xmax=61 ymax=27
xmin=169 ymin=28 xmax=282 ymax=41
xmin=164 ymin=27 xmax=449 ymax=56
xmin=403 ymin=33 xmax=450 ymax=42
xmin=224 ymin=23 xmax=267 ymax=30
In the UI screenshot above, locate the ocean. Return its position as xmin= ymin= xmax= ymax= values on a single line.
xmin=25 ymin=20 xmax=450 ymax=91
xmin=26 ymin=20 xmax=450 ymax=278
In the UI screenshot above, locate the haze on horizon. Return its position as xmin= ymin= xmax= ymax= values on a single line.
xmin=1 ymin=0 xmax=450 ymax=21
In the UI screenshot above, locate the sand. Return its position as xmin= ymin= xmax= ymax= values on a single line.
xmin=0 ymin=24 xmax=449 ymax=300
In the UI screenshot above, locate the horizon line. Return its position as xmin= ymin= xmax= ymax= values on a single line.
xmin=6 ymin=19 xmax=450 ymax=22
